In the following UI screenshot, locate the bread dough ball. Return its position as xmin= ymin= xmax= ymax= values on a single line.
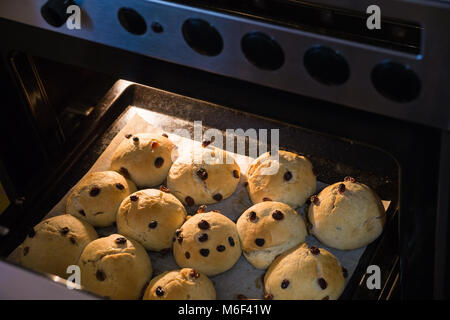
xmin=264 ymin=243 xmax=345 ymax=300
xmin=236 ymin=201 xmax=307 ymax=269
xmin=110 ymin=133 xmax=175 ymax=188
xmin=117 ymin=188 xmax=187 ymax=251
xmin=173 ymin=211 xmax=241 ymax=276
xmin=308 ymin=179 xmax=386 ymax=250
xmin=247 ymin=150 xmax=316 ymax=208
xmin=17 ymin=214 xmax=98 ymax=278
xmin=167 ymin=148 xmax=240 ymax=206
xmin=143 ymin=268 xmax=216 ymax=300
xmin=77 ymin=234 xmax=152 ymax=300
xmin=66 ymin=171 xmax=137 ymax=227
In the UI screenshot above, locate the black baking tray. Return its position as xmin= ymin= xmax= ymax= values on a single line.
xmin=0 ymin=80 xmax=400 ymax=300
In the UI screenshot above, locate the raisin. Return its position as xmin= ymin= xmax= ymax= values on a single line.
xmin=159 ymin=185 xmax=170 ymax=193
xmin=133 ymin=136 xmax=139 ymax=143
xmin=202 ymin=139 xmax=213 ymax=147
xmin=228 ymin=237 xmax=235 ymax=247
xmin=115 ymin=237 xmax=127 ymax=245
xmin=130 ymin=195 xmax=139 ymax=202
xmin=185 ymin=252 xmax=191 ymax=259
xmin=233 ymin=170 xmax=240 ymax=179
xmin=249 ymin=211 xmax=258 ymax=222
xmin=283 ymin=171 xmax=293 ymax=181
xmin=96 ymin=270 xmax=106 ymax=281
xmin=60 ymin=227 xmax=69 ymax=235
xmin=264 ymin=293 xmax=273 ymax=300
xmin=196 ymin=168 xmax=208 ymax=180
xmin=255 ymin=238 xmax=265 ymax=247
xmin=198 ymin=220 xmax=210 ymax=230
xmin=311 ymin=195 xmax=320 ymax=206
xmin=281 ymin=279 xmax=290 ymax=289
xmin=200 ymin=248 xmax=210 ymax=257
xmin=338 ymin=183 xmax=346 ymax=194
xmin=154 ymin=157 xmax=164 ymax=168
xmin=125 ymin=134 xmax=132 ymax=139
xmin=318 ymin=278 xmax=327 ymax=289
xmin=155 ymin=286 xmax=164 ymax=297
xmin=162 ymin=133 xmax=168 ymax=138
xmin=198 ymin=233 xmax=208 ymax=242
xmin=151 ymin=140 xmax=159 ymax=149
xmin=262 ymin=197 xmax=272 ymax=201
xmin=148 ymin=221 xmax=158 ymax=229
xmin=344 ymin=176 xmax=356 ymax=183
xmin=272 ymin=210 xmax=284 ymax=220
xmin=213 ymin=193 xmax=223 ymax=201
xmin=89 ymin=187 xmax=100 ymax=197
xmin=70 ymin=237 xmax=76 ymax=244
xmin=79 ymin=210 xmax=86 ymax=216
xmin=310 ymin=246 xmax=320 ymax=255
xmin=115 ymin=183 xmax=124 ymax=190
xmin=190 ymin=269 xmax=200 ymax=279
xmin=216 ymin=245 xmax=226 ymax=252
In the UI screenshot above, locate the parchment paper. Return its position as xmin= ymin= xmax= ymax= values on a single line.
xmin=10 ymin=107 xmax=387 ymax=299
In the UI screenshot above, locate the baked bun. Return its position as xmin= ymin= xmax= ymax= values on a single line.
xmin=110 ymin=133 xmax=175 ymax=188
xmin=236 ymin=201 xmax=307 ymax=269
xmin=167 ymin=148 xmax=240 ymax=206
xmin=247 ymin=150 xmax=316 ymax=208
xmin=143 ymin=268 xmax=216 ymax=300
xmin=66 ymin=171 xmax=137 ymax=227
xmin=308 ymin=178 xmax=386 ymax=250
xmin=173 ymin=211 xmax=241 ymax=276
xmin=264 ymin=243 xmax=345 ymax=300
xmin=117 ymin=188 xmax=187 ymax=251
xmin=77 ymin=234 xmax=152 ymax=300
xmin=18 ymin=214 xmax=97 ymax=278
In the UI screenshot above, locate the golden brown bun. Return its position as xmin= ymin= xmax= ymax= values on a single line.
xmin=173 ymin=211 xmax=241 ymax=276
xmin=143 ymin=268 xmax=216 ymax=300
xmin=167 ymin=148 xmax=240 ymax=206
xmin=77 ymin=234 xmax=152 ymax=300
xmin=264 ymin=243 xmax=345 ymax=300
xmin=18 ymin=214 xmax=98 ymax=278
xmin=66 ymin=171 xmax=137 ymax=227
xmin=110 ymin=133 xmax=175 ymax=188
xmin=308 ymin=180 xmax=385 ymax=250
xmin=247 ymin=151 xmax=316 ymax=208
xmin=117 ymin=189 xmax=186 ymax=251
xmin=236 ymin=201 xmax=307 ymax=269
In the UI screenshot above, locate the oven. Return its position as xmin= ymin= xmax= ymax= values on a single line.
xmin=0 ymin=0 xmax=449 ymax=301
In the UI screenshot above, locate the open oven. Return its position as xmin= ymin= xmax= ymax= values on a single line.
xmin=0 ymin=0 xmax=449 ymax=301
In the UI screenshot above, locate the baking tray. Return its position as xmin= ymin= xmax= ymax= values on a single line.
xmin=7 ymin=81 xmax=399 ymax=299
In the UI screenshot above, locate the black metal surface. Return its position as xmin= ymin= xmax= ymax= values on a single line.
xmin=170 ymin=0 xmax=422 ymax=54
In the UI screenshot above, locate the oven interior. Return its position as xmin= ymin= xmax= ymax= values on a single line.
xmin=0 ymin=54 xmax=407 ymax=299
